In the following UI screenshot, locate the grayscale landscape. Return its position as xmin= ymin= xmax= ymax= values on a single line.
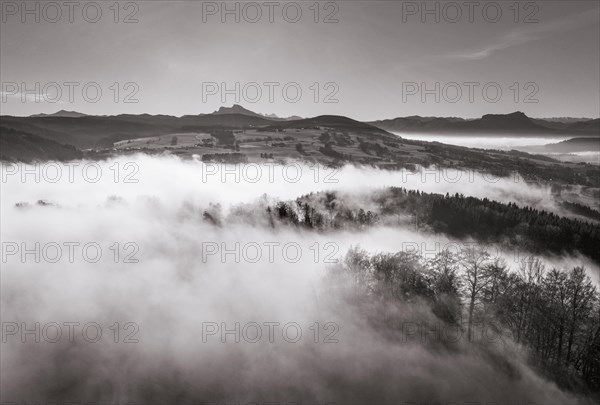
xmin=1 ymin=1 xmax=599 ymax=404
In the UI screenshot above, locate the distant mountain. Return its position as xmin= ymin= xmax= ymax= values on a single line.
xmin=367 ymin=116 xmax=467 ymax=133
xmin=212 ymin=104 xmax=302 ymax=121
xmin=458 ymin=111 xmax=544 ymax=131
xmin=264 ymin=113 xmax=303 ymax=121
xmin=559 ymin=118 xmax=600 ymax=134
xmin=370 ymin=112 xmax=600 ymax=136
xmin=212 ymin=104 xmax=264 ymax=118
xmin=30 ymin=110 xmax=87 ymax=118
xmin=178 ymin=113 xmax=275 ymax=130
xmin=542 ymin=137 xmax=600 ymax=153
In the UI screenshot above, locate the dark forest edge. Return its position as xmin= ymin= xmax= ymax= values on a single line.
xmin=21 ymin=186 xmax=599 ymax=266
xmin=190 ymin=187 xmax=600 ymax=265
xmin=267 ymin=188 xmax=600 ymax=394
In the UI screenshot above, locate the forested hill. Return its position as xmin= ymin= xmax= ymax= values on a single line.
xmin=267 ymin=188 xmax=600 ymax=264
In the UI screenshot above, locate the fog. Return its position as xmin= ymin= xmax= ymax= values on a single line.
xmin=393 ymin=133 xmax=600 ymax=164
xmin=547 ymin=151 xmax=600 ymax=165
xmin=0 ymin=153 xmax=575 ymax=215
xmin=393 ymin=133 xmax=570 ymax=149
xmin=1 ymin=155 xmax=596 ymax=403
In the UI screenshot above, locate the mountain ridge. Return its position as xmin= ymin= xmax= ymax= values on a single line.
xmin=30 ymin=110 xmax=87 ymax=118
xmin=369 ymin=111 xmax=600 ymax=136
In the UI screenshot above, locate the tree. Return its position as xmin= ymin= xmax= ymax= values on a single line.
xmin=427 ymin=250 xmax=462 ymax=323
xmin=580 ymin=301 xmax=600 ymax=388
xmin=275 ymin=201 xmax=299 ymax=225
xmin=508 ymin=257 xmax=545 ymax=343
xmin=540 ymin=269 xmax=569 ymax=364
xmin=481 ymin=257 xmax=508 ymax=306
xmin=343 ymin=245 xmax=372 ymax=296
xmin=461 ymin=247 xmax=493 ymax=341
xmin=371 ymin=251 xmax=430 ymax=302
xmin=565 ymin=267 xmax=597 ymax=365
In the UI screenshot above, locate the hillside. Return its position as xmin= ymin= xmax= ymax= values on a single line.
xmin=2 ymin=109 xmax=600 ymax=187
xmin=0 ymin=112 xmax=273 ymax=149
xmin=0 ymin=126 xmax=83 ymax=161
xmin=544 ymin=137 xmax=600 ymax=153
xmin=370 ymin=112 xmax=600 ymax=136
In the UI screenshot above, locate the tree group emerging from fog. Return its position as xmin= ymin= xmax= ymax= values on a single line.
xmin=190 ymin=186 xmax=600 ymax=394
xmin=330 ymin=247 xmax=600 ymax=393
xmin=262 ymin=188 xmax=600 ymax=264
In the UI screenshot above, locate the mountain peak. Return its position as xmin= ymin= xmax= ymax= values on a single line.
xmin=479 ymin=111 xmax=537 ymax=128
xmin=481 ymin=111 xmax=530 ymax=121
xmin=213 ymin=104 xmax=260 ymax=117
xmin=31 ymin=110 xmax=87 ymax=118
xmin=211 ymin=105 xmax=303 ymax=121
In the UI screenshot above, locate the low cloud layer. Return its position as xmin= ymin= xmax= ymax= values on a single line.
xmin=1 ymin=155 xmax=595 ymax=403
xmin=1 ymin=153 xmax=578 ymax=213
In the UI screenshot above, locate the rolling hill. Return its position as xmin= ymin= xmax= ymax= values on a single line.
xmin=1 ymin=108 xmax=599 ymax=188
xmin=370 ymin=112 xmax=600 ymax=135
xmin=534 ymin=137 xmax=600 ymax=153
xmin=0 ymin=126 xmax=83 ymax=162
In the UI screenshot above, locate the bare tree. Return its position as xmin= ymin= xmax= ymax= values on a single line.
xmin=428 ymin=249 xmax=462 ymax=323
xmin=566 ymin=267 xmax=597 ymax=365
xmin=461 ymin=247 xmax=492 ymax=341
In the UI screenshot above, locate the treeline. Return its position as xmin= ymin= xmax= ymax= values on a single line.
xmin=562 ymin=201 xmax=600 ymax=222
xmin=376 ymin=188 xmax=600 ymax=263
xmin=333 ymin=247 xmax=600 ymax=392
xmin=266 ymin=188 xmax=600 ymax=264
xmin=268 ymin=197 xmax=380 ymax=230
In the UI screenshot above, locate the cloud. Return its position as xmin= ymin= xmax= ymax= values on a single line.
xmin=445 ymin=8 xmax=599 ymax=61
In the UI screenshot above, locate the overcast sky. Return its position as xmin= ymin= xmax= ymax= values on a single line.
xmin=1 ymin=0 xmax=598 ymax=120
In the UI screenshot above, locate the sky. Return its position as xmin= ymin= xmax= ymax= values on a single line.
xmin=0 ymin=0 xmax=599 ymax=120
